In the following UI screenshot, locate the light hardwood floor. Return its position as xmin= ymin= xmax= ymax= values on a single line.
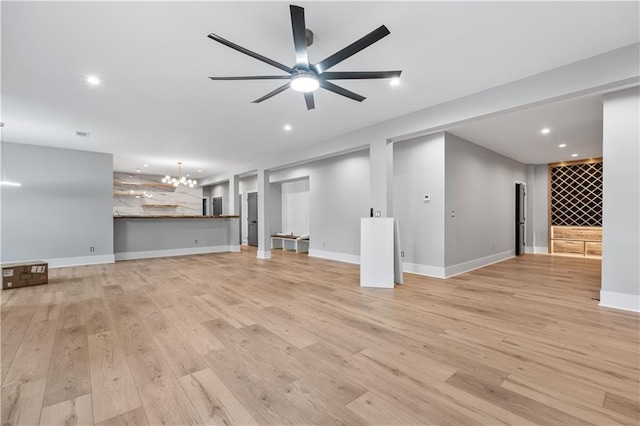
xmin=1 ymin=248 xmax=638 ymax=425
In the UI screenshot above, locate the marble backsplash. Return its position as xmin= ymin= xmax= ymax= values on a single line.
xmin=113 ymin=172 xmax=203 ymax=216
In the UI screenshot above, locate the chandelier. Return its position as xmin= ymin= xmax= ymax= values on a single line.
xmin=162 ymin=162 xmax=198 ymax=188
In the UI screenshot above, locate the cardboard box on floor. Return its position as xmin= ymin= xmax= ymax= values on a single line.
xmin=1 ymin=261 xmax=48 ymax=290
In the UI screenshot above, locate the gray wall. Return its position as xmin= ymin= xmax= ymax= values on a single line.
xmin=444 ymin=133 xmax=527 ymax=267
xmin=1 ymin=142 xmax=113 ymax=265
xmin=270 ymin=183 xmax=282 ymax=236
xmin=393 ymin=133 xmax=446 ymax=269
xmin=392 ymin=132 xmax=526 ymax=276
xmin=601 ymin=87 xmax=640 ymax=311
xmin=209 ymin=182 xmax=229 ymax=214
xmin=270 ymin=149 xmax=370 ymax=258
xmin=532 ymin=164 xmax=549 ymax=252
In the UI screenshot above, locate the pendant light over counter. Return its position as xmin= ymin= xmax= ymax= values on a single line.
xmin=162 ymin=162 xmax=198 ymax=188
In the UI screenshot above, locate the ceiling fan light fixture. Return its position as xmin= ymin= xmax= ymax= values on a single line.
xmin=290 ymin=73 xmax=319 ymax=92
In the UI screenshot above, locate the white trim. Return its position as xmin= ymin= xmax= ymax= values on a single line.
xmin=401 ymin=262 xmax=446 ymax=279
xmin=256 ymin=250 xmax=271 ymax=259
xmin=444 ymin=250 xmax=513 ymax=278
xmin=599 ymin=291 xmax=640 ymax=312
xmin=309 ymin=249 xmax=360 ymax=265
xmin=115 ymin=246 xmax=232 ymax=261
xmin=229 ymin=244 xmax=241 ymax=253
xmin=47 ymin=254 xmax=115 ymax=268
xmin=527 ymin=246 xmax=549 ymax=254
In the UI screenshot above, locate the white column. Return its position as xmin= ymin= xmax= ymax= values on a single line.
xmin=600 ymin=87 xmax=640 ymax=312
xmin=369 ymin=139 xmax=394 ymax=217
xmin=257 ymin=168 xmax=271 ymax=259
xmin=228 ymin=174 xmax=239 ymax=215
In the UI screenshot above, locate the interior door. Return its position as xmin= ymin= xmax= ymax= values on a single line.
xmin=202 ymin=198 xmax=207 ymax=216
xmin=212 ymin=197 xmax=223 ymax=216
xmin=247 ymin=192 xmax=258 ymax=247
xmin=515 ymin=183 xmax=526 ymax=256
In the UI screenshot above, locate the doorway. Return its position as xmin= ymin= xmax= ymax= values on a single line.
xmin=247 ymin=192 xmax=258 ymax=247
xmin=515 ymin=183 xmax=526 ymax=256
xmin=202 ymin=198 xmax=208 ymax=216
xmin=212 ymin=197 xmax=223 ymax=216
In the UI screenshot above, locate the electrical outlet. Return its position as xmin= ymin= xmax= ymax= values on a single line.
xmin=492 ymin=244 xmax=495 ymax=251
xmin=322 ymin=242 xmax=326 ymax=248
xmin=401 ymin=251 xmax=405 ymax=257
xmin=375 ymin=210 xmax=381 ymax=217
xmin=195 ymin=239 xmax=198 ymax=244
xmin=89 ymin=247 xmax=94 ymax=252
xmin=423 ymin=194 xmax=431 ymax=201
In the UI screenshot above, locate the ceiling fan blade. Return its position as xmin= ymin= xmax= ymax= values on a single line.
xmin=290 ymin=5 xmax=309 ymax=71
xmin=252 ymin=82 xmax=291 ymax=103
xmin=208 ymin=33 xmax=294 ymax=74
xmin=304 ymin=92 xmax=315 ymax=110
xmin=320 ymin=80 xmax=366 ymax=102
xmin=320 ymin=70 xmax=401 ymax=80
xmin=313 ymin=25 xmax=390 ymax=74
xmin=209 ymin=76 xmax=291 ymax=80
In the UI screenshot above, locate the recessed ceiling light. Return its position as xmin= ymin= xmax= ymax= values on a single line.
xmin=198 ymin=170 xmax=202 ymax=173
xmin=571 ymin=154 xmax=578 ymax=157
xmin=86 ymin=76 xmax=101 ymax=85
xmin=558 ymin=144 xmax=566 ymax=148
xmin=541 ymin=128 xmax=550 ymax=134
xmin=143 ymin=164 xmax=149 ymax=168
xmin=390 ymin=78 xmax=400 ymax=86
xmin=136 ymin=168 xmax=141 ymax=173
xmin=76 ymin=131 xmax=90 ymax=137
xmin=284 ymin=124 xmax=292 ymax=131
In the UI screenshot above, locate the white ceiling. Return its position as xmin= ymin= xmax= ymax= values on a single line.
xmin=447 ymin=94 xmax=604 ymax=165
xmin=2 ymin=1 xmax=639 ymax=177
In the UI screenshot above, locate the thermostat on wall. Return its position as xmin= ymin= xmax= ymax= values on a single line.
xmin=423 ymin=194 xmax=431 ymax=201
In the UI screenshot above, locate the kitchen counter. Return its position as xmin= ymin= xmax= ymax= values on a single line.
xmin=114 ymin=215 xmax=239 ymax=219
xmin=114 ymin=216 xmax=240 ymax=260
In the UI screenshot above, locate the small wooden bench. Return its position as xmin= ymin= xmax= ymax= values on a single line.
xmin=271 ymin=235 xmax=309 ymax=253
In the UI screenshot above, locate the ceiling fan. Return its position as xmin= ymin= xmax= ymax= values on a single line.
xmin=207 ymin=4 xmax=402 ymax=110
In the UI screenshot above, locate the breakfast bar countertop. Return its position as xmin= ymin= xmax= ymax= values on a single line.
xmin=113 ymin=215 xmax=240 ymax=219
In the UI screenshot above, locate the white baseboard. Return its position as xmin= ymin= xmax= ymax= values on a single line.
xmin=47 ymin=254 xmax=115 ymax=268
xmin=444 ymin=250 xmax=513 ymax=278
xmin=308 ymin=249 xmax=360 ymax=265
xmin=401 ymin=262 xmax=446 ymax=279
xmin=229 ymin=244 xmax=241 ymax=253
xmin=115 ymin=246 xmax=232 ymax=261
xmin=599 ymin=291 xmax=640 ymax=312
xmin=257 ymin=250 xmax=271 ymax=259
xmin=526 ymin=246 xmax=549 ymax=254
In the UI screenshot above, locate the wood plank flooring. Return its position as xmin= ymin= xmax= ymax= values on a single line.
xmin=1 ymin=248 xmax=638 ymax=425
